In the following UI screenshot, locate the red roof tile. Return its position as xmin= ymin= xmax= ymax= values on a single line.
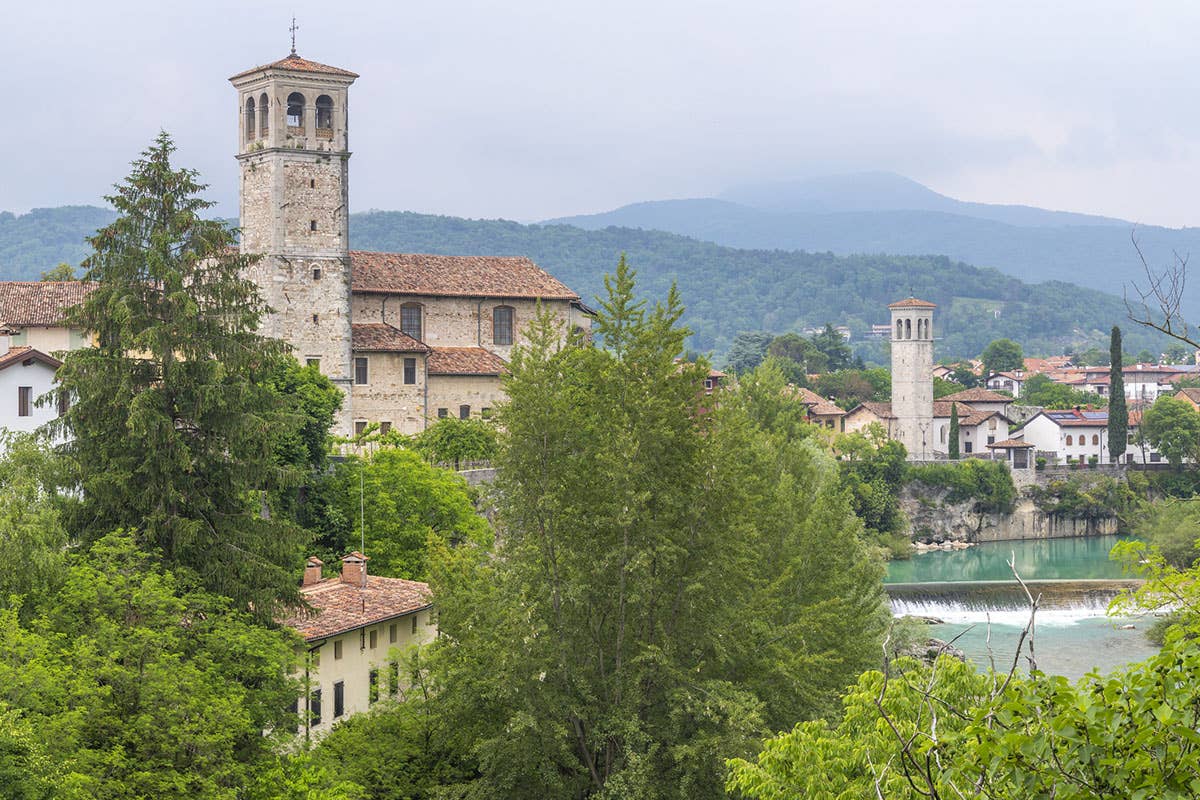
xmin=0 ymin=346 xmax=60 ymax=371
xmin=888 ymin=297 xmax=937 ymax=309
xmin=987 ymin=438 xmax=1035 ymax=448
xmin=350 ymin=251 xmax=579 ymax=300
xmin=0 ymin=281 xmax=94 ymax=327
xmin=351 ymin=323 xmax=429 ymax=353
xmin=939 ymin=388 xmax=1012 ymax=404
xmin=427 ymin=347 xmax=507 ymax=376
xmin=279 ymin=574 xmax=431 ymax=641
xmin=229 ymin=54 xmax=359 ymax=81
xmin=792 ymin=386 xmax=845 ymax=417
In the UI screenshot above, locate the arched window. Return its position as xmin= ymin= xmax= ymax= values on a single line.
xmin=400 ymin=303 xmax=422 ymax=341
xmin=259 ymin=92 xmax=269 ymax=136
xmin=493 ymin=305 xmax=515 ymax=346
xmin=940 ymin=426 xmax=947 ymax=444
xmin=245 ymin=96 xmax=256 ymax=141
xmin=896 ymin=320 xmax=903 ymax=339
xmin=905 ymin=318 xmax=912 ymax=339
xmin=1066 ymin=435 xmax=1073 ymax=446
xmin=1092 ymin=434 xmax=1099 ymax=445
xmin=287 ymin=92 xmax=305 ymax=130
xmin=316 ymin=95 xmax=334 ymax=130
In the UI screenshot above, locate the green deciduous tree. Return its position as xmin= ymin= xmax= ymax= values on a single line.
xmin=726 ymin=331 xmax=774 ymax=373
xmin=810 ymin=323 xmax=853 ymax=371
xmin=1109 ymin=326 xmax=1128 ymax=462
xmin=410 ymin=417 xmax=498 ymax=468
xmin=1140 ymin=394 xmax=1200 ymax=469
xmin=0 ymin=435 xmax=69 ymax=618
xmin=422 ymin=258 xmax=886 ymax=799
xmin=1020 ymin=373 xmax=1106 ymax=410
xmin=834 ymin=423 xmax=908 ymax=540
xmin=51 ymin=133 xmax=308 ymax=614
xmin=980 ymin=337 xmax=1024 ymax=375
xmin=39 ymin=262 xmax=76 ymax=282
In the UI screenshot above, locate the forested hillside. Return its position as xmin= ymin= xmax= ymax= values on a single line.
xmin=0 ymin=205 xmax=1168 ymax=360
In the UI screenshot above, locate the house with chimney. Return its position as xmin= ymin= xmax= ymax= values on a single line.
xmin=278 ymin=553 xmax=435 ymax=736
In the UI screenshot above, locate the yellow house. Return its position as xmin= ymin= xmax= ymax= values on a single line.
xmin=279 ymin=552 xmax=435 ymax=737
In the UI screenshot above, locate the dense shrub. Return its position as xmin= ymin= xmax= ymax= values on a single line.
xmin=1027 ymin=475 xmax=1141 ymax=522
xmin=906 ymin=459 xmax=1016 ymax=514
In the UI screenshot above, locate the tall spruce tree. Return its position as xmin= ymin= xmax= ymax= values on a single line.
xmin=52 ymin=133 xmax=308 ymax=614
xmin=948 ymin=402 xmax=960 ymax=460
xmin=1108 ymin=325 xmax=1128 ymax=463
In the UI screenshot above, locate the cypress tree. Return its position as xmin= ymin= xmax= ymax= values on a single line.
xmin=948 ymin=402 xmax=960 ymax=460
xmin=53 ymin=133 xmax=309 ymax=615
xmin=1109 ymin=326 xmax=1128 ymax=463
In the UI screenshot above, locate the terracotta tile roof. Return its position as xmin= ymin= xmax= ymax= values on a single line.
xmin=939 ymin=388 xmax=1012 ymax=404
xmin=0 ymin=281 xmax=94 ymax=327
xmin=350 ymin=251 xmax=579 ymax=301
xmin=987 ymin=438 xmax=1035 ymax=449
xmin=0 ymin=346 xmax=61 ymax=371
xmin=279 ymin=573 xmax=431 ymax=641
xmin=351 ymin=323 xmax=429 ymax=353
xmin=792 ymin=386 xmax=845 ymax=417
xmin=852 ymin=401 xmax=895 ymax=419
xmin=888 ymin=297 xmax=937 ymax=309
xmin=427 ymin=347 xmax=507 ymax=376
xmin=229 ymin=54 xmax=359 ymax=81
xmin=1178 ymin=388 xmax=1200 ymax=403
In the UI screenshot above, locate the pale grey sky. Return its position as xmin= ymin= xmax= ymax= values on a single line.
xmin=4 ymin=0 xmax=1200 ymax=226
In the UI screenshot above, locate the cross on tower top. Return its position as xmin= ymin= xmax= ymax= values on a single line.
xmin=289 ymin=16 xmax=299 ymax=55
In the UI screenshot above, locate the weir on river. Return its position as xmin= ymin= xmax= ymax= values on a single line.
xmin=885 ymin=535 xmax=1160 ymax=678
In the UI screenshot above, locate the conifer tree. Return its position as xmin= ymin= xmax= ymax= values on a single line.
xmin=1108 ymin=325 xmax=1128 ymax=463
xmin=948 ymin=402 xmax=960 ymax=460
xmin=52 ymin=133 xmax=308 ymax=614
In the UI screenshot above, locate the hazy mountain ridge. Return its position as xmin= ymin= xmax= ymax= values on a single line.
xmin=0 ymin=204 xmax=1168 ymax=359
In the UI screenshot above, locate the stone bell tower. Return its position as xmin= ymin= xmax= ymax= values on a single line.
xmin=230 ymin=50 xmax=359 ymax=435
xmin=889 ymin=297 xmax=936 ymax=460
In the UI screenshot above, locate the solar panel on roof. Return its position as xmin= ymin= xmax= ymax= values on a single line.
xmin=1082 ymin=412 xmax=1107 ymax=420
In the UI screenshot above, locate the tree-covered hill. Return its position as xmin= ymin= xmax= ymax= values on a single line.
xmin=0 ymin=205 xmax=1169 ymax=360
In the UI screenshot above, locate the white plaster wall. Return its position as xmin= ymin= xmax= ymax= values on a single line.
xmin=0 ymin=358 xmax=59 ymax=440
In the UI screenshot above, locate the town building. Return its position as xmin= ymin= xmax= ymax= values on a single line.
xmin=0 ymin=329 xmax=64 ymax=441
xmin=792 ymin=386 xmax=846 ymax=430
xmin=228 ymin=50 xmax=590 ymax=437
xmin=278 ymin=553 xmax=435 ymax=737
xmin=1014 ymin=408 xmax=1161 ymax=465
xmin=986 ymin=370 xmax=1026 ymax=398
xmin=843 ymin=400 xmax=1011 ymax=457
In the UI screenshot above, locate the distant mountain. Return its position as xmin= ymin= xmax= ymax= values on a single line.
xmin=0 ymin=204 xmax=1169 ymax=360
xmin=545 ymin=173 xmax=1200 ymax=313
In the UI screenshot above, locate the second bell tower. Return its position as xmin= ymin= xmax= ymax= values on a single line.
xmin=230 ymin=51 xmax=359 ymax=434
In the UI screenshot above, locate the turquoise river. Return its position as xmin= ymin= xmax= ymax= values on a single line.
xmin=885 ymin=535 xmax=1160 ymax=678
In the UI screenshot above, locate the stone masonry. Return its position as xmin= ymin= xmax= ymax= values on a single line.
xmin=890 ymin=298 xmax=936 ymax=460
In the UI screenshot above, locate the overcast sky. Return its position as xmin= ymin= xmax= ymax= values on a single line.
xmin=4 ymin=0 xmax=1200 ymax=226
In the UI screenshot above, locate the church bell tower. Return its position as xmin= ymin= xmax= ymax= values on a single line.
xmin=889 ymin=297 xmax=936 ymax=460
xmin=230 ymin=49 xmax=359 ymax=435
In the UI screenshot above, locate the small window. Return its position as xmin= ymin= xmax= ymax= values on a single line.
xmin=437 ymin=408 xmax=448 ymax=418
xmin=354 ymin=421 xmax=367 ymax=437
xmin=17 ymin=386 xmax=31 ymax=417
xmin=333 ymin=681 xmax=345 ymax=718
xmin=411 ymin=615 xmax=418 ymax=634
xmin=403 ymin=357 xmax=416 ymax=385
xmin=369 ymin=669 xmax=380 ymax=705
xmin=1065 ymin=435 xmax=1073 ymax=446
xmin=306 ymin=357 xmax=320 ymax=369
xmin=333 ymin=640 xmax=343 ymax=660
xmin=481 ymin=407 xmax=492 ymax=419
xmin=310 ymin=220 xmax=317 ymax=232
xmin=389 ymin=623 xmax=397 ymax=643
xmin=459 ymin=405 xmax=470 ymax=420
xmin=400 ymin=303 xmax=422 ymax=340
xmin=56 ymin=391 xmax=69 ymax=417
xmin=1092 ymin=434 xmax=1100 ymax=445
xmin=355 ymin=357 xmax=369 ymax=385
xmin=316 ymin=95 xmax=334 ymax=129
xmin=259 ymin=92 xmax=269 ymax=136
xmin=389 ymin=661 xmax=400 ymax=696
xmin=312 ymin=267 xmax=321 ymax=280
xmin=964 ymin=441 xmax=973 ymax=454
xmin=312 ymin=314 xmax=319 ymax=324
xmin=369 ymin=629 xmax=377 ymax=649
xmin=310 ymin=178 xmax=316 ymax=189
xmin=310 ymin=689 xmax=322 ymax=727
xmin=704 ymin=378 xmax=714 ymax=390
xmin=380 ymin=421 xmax=392 ymax=435
xmin=245 ymin=96 xmax=256 ymax=142
xmin=493 ymin=305 xmax=514 ymax=346
xmin=987 ymin=435 xmax=995 ymax=445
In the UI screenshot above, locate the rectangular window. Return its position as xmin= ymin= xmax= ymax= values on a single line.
xmin=493 ymin=306 xmax=514 ymax=345
xmin=481 ymin=407 xmax=492 ymax=419
xmin=354 ymin=421 xmax=367 ymax=437
xmin=312 ymin=267 xmax=322 ymax=280
xmin=403 ymin=357 xmax=416 ymax=385
xmin=306 ymin=357 xmax=321 ymax=369
xmin=389 ymin=660 xmax=400 ymax=696
xmin=310 ymin=689 xmax=322 ymax=727
xmin=355 ymin=357 xmax=369 ymax=385
xmin=437 ymin=408 xmax=448 ymax=418
xmin=411 ymin=614 xmax=418 ymax=634
xmin=380 ymin=421 xmax=392 ymax=435
xmin=369 ymin=629 xmax=377 ymax=649
xmin=369 ymin=669 xmax=380 ymax=705
xmin=401 ymin=305 xmax=422 ymax=341
xmin=17 ymin=387 xmax=30 ymax=417
xmin=333 ymin=681 xmax=345 ymax=718
xmin=389 ymin=623 xmax=397 ymax=643
xmin=334 ymin=640 xmax=343 ymax=660
xmin=964 ymin=441 xmax=973 ymax=454
xmin=310 ymin=220 xmax=318 ymax=232
xmin=459 ymin=405 xmax=470 ymax=420
xmin=987 ymin=435 xmax=995 ymax=445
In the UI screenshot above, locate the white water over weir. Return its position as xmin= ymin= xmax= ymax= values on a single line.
xmin=886 ymin=579 xmax=1144 ymax=627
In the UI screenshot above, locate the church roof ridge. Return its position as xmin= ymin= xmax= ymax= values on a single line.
xmin=888 ymin=297 xmax=937 ymax=309
xmin=229 ymin=54 xmax=359 ymax=82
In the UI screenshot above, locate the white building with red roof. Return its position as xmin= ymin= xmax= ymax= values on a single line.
xmin=278 ymin=552 xmax=435 ymax=736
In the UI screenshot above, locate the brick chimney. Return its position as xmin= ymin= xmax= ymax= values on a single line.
xmin=341 ymin=551 xmax=368 ymax=586
xmin=302 ymin=556 xmax=324 ymax=586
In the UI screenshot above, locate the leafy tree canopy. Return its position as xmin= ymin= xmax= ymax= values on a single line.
xmin=1140 ymin=394 xmax=1200 ymax=469
xmin=980 ymin=337 xmax=1024 ymax=374
xmin=1019 ymin=373 xmax=1107 ymax=409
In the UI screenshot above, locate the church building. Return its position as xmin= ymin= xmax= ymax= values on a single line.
xmin=229 ymin=50 xmax=590 ymax=436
